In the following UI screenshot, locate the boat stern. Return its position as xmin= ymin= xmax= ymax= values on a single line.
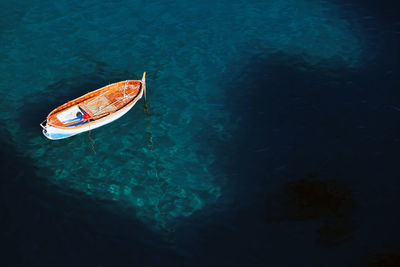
xmin=41 ymin=121 xmax=76 ymax=140
xmin=42 ymin=127 xmax=76 ymax=140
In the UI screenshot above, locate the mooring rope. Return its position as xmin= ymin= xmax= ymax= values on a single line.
xmin=142 ymin=74 xmax=154 ymax=150
xmin=140 ymin=75 xmax=175 ymax=237
xmin=88 ymin=130 xmax=96 ymax=155
xmin=87 ymin=121 xmax=96 ymax=155
xmin=145 ymin=106 xmax=154 ymax=150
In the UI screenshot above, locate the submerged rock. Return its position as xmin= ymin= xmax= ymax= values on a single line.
xmin=265 ymin=174 xmax=357 ymax=245
xmin=365 ymin=252 xmax=400 ymax=267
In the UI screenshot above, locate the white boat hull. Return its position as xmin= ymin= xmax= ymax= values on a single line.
xmin=43 ymin=88 xmax=143 ymax=140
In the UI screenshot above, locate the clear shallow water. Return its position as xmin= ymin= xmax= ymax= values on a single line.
xmin=0 ymin=0 xmax=365 ymax=228
xmin=1 ymin=0 xmax=399 ymax=266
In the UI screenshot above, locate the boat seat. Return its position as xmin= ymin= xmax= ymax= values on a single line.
xmin=80 ymin=96 xmax=117 ymax=116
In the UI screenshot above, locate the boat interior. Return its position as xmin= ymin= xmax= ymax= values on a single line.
xmin=47 ymin=80 xmax=141 ymax=128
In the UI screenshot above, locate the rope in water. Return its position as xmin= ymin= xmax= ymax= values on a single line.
xmin=141 ymin=75 xmax=175 ymax=236
xmin=88 ymin=130 xmax=96 ymax=155
xmin=88 ymin=120 xmax=96 ymax=155
xmin=143 ymin=80 xmax=174 ymax=235
xmin=143 ymin=74 xmax=154 ymax=150
xmin=145 ymin=105 xmax=154 ymax=150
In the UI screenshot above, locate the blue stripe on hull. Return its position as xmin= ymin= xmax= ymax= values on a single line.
xmin=43 ymin=130 xmax=75 ymax=140
xmin=66 ymin=120 xmax=88 ymax=127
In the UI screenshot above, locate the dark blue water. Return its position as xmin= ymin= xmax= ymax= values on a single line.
xmin=1 ymin=0 xmax=399 ymax=266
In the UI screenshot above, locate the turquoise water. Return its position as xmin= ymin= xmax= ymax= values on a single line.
xmin=3 ymin=0 xmax=400 ymax=265
xmin=0 ymin=0 xmax=366 ymax=229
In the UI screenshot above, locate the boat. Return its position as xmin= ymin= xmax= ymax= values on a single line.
xmin=40 ymin=72 xmax=147 ymax=140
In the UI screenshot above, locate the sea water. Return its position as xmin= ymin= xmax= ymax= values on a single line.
xmin=0 ymin=0 xmax=364 ymax=227
xmin=1 ymin=0 xmax=399 ymax=265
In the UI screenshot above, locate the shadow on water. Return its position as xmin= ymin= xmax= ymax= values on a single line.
xmin=224 ymin=50 xmax=400 ymax=257
xmin=222 ymin=53 xmax=363 ymax=243
xmin=173 ymin=48 xmax=400 ymax=265
xmin=335 ymin=0 xmax=400 ymax=22
xmin=0 ymin=128 xmax=183 ymax=266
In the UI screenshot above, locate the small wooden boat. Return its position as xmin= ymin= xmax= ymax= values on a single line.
xmin=40 ymin=72 xmax=146 ymax=140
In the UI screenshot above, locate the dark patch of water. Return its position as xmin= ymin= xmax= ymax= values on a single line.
xmin=364 ymin=252 xmax=400 ymax=266
xmin=265 ymin=175 xmax=358 ymax=246
xmin=216 ymin=44 xmax=400 ymax=262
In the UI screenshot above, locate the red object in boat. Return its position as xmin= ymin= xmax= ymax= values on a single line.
xmin=83 ymin=113 xmax=90 ymax=120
